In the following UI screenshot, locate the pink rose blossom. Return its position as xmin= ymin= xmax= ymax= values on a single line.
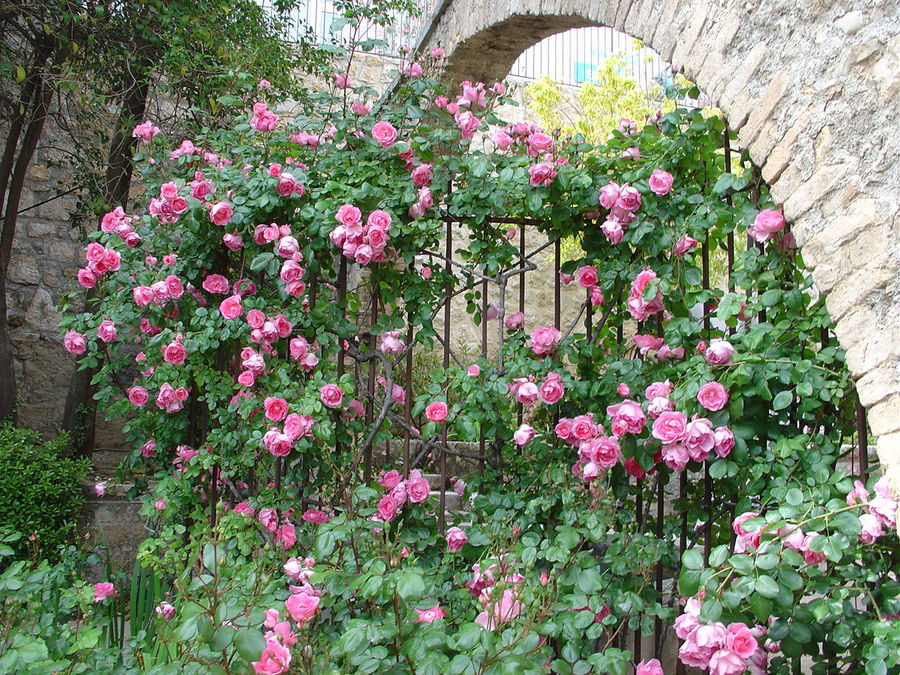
xmin=674 ymin=234 xmax=699 ymax=256
xmin=209 ymin=201 xmax=233 ymax=226
xmin=530 ymin=325 xmax=561 ymax=356
xmin=648 ymin=169 xmax=674 ymax=196
xmin=697 ymin=382 xmax=729 ymax=411
xmin=319 ymin=384 xmax=343 ymax=409
xmin=219 ymin=294 xmax=243 ymax=319
xmin=468 ymin=364 xmax=480 ymax=377
xmin=446 ymin=526 xmax=468 ymax=552
xmin=377 ymin=494 xmax=400 ymax=521
xmin=705 ymin=338 xmax=736 ymax=365
xmin=425 ymin=401 xmax=448 ymax=422
xmin=513 ymin=424 xmax=536 ymax=446
xmin=414 ymin=605 xmax=446 ymax=623
xmin=651 ymin=411 xmax=688 ymax=444
xmin=93 ymin=582 xmax=116 ymax=602
xmin=63 ymin=330 xmax=87 ymax=355
xmin=371 ymin=121 xmax=397 ymax=147
xmin=636 ymin=659 xmax=664 ymax=675
xmin=748 ymin=209 xmax=785 ymax=243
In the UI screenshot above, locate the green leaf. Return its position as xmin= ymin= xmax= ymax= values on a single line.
xmin=772 ymin=391 xmax=793 ymax=411
xmin=754 ymin=574 xmax=779 ymax=598
xmin=749 ymin=593 xmax=772 ymax=622
xmin=682 ymin=549 xmax=703 ymax=570
xmin=397 ymin=571 xmax=425 ymax=600
xmin=234 ymin=629 xmax=266 ymax=662
xmin=250 ymin=252 xmax=274 ymax=272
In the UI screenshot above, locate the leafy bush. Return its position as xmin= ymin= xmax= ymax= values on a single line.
xmin=0 ymin=425 xmax=88 ymax=559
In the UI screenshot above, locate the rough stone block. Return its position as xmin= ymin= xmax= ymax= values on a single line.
xmin=768 ymin=164 xmax=802 ymax=206
xmin=855 ymin=364 xmax=900 ymax=408
xmin=739 ymin=69 xmax=788 ymax=148
xmin=719 ymin=42 xmax=767 ymax=114
xmin=830 ymin=305 xmax=876 ymax=352
xmin=876 ymin=432 xmax=900 ymax=471
xmin=671 ymin=3 xmax=709 ymax=71
xmin=844 ymin=327 xmax=895 ymax=377
xmin=760 ymin=105 xmax=816 ymax=183
xmin=825 ymin=266 xmax=892 ymax=322
xmin=782 ymin=164 xmax=848 ymax=222
xmin=868 ymin=393 xmax=900 ymax=436
xmin=8 ymin=259 xmax=41 ymax=285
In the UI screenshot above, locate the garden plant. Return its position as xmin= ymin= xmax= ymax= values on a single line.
xmin=4 ymin=21 xmax=897 ymax=675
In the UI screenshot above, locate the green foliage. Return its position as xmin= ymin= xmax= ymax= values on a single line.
xmin=0 ymin=425 xmax=87 ymax=560
xmin=0 ymin=535 xmax=136 ymax=673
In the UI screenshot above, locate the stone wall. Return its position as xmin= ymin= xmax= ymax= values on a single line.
xmin=412 ymin=0 xmax=900 ymax=504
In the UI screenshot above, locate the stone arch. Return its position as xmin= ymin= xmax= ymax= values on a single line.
xmin=416 ymin=0 xmax=900 ymax=495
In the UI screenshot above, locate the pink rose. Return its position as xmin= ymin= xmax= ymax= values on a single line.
xmin=467 ymin=364 xmax=480 ymax=377
xmin=319 ymin=384 xmax=343 ymax=408
xmin=264 ymin=397 xmax=289 ymax=422
xmin=415 ymin=605 xmax=446 ymax=623
xmin=445 ymin=527 xmax=468 ymax=552
xmin=209 ymin=201 xmax=233 ymax=226
xmin=600 ymin=219 xmax=623 ymax=244
xmin=513 ymin=424 xmax=536 ymax=446
xmin=351 ymin=100 xmax=370 ymax=116
xmin=411 ymin=163 xmax=433 ymax=187
xmin=335 ymin=203 xmax=361 ymax=227
xmin=598 ymin=182 xmax=620 ymax=209
xmin=606 ymin=399 xmax=646 ymax=436
xmin=63 ymin=330 xmax=87 ymax=355
xmin=285 ymin=591 xmax=320 ymax=625
xmin=684 ymin=418 xmax=716 ymax=461
xmin=492 ymin=130 xmax=513 ymax=150
xmin=97 ymin=319 xmax=117 ymax=342
xmin=371 ymin=121 xmax=397 ymax=147
xmin=648 ymin=169 xmax=674 ymax=196
xmin=697 ymin=382 xmax=729 ymax=411
xmin=714 ymin=426 xmax=735 ymax=457
xmin=377 ymin=494 xmax=400 ymax=521
xmin=635 ymin=659 xmax=664 ymax=675
xmin=539 ymin=374 xmax=565 ymax=404
xmin=530 ymin=325 xmax=562 ymax=356
xmin=645 ymin=380 xmax=672 ymax=400
xmin=571 ymin=415 xmax=598 ymax=442
xmin=859 ymin=513 xmax=884 ymax=543
xmin=407 ymin=470 xmax=430 ymax=502
xmin=575 ymin=265 xmax=598 ymax=288
xmin=528 ymin=161 xmax=557 ymax=187
xmin=674 ymin=234 xmax=699 ymax=256
xmin=504 ymin=311 xmax=524 ymax=330
xmin=651 ymin=411 xmax=687 ymax=444
xmin=455 ymin=110 xmax=480 ymax=140
xmin=748 ymin=209 xmax=785 ymax=243
xmin=705 ymin=338 xmax=736 ymax=365
xmin=367 ymin=209 xmax=392 ymax=230
xmin=725 ymin=622 xmax=758 ymax=659
xmin=93 ymin=582 xmax=116 ymax=602
xmin=379 ymin=470 xmax=403 ymax=490
xmin=284 ymin=414 xmax=314 ymax=440
xmin=219 ymin=294 xmax=243 ymax=319
xmin=202 ymin=274 xmax=229 ymax=294
xmin=425 ymin=401 xmax=448 ymax=422
xmin=252 ymin=638 xmax=291 ymax=675
xmin=162 ymin=338 xmax=187 ymax=365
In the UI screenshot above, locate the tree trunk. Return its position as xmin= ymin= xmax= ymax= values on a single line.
xmin=0 ymin=39 xmax=60 ymax=423
xmin=61 ymin=54 xmax=152 ymax=455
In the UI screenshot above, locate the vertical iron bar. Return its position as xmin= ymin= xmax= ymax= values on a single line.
xmin=856 ymin=398 xmax=869 ymax=478
xmin=634 ymin=476 xmax=643 ymax=663
xmin=480 ymin=278 xmax=488 ymax=470
xmin=554 ymin=239 xmax=561 ymax=330
xmin=654 ymin=477 xmax=663 ymax=656
xmin=676 ymin=471 xmax=688 ymax=675
xmin=439 ymin=217 xmax=452 ymax=531
xmin=403 ymin=313 xmax=413 ymax=475
xmin=364 ymin=291 xmax=378 ymax=483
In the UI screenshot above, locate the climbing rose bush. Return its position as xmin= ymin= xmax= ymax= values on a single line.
xmin=57 ymin=52 xmax=899 ymax=675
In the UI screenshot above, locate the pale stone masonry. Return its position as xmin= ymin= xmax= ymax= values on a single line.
xmin=412 ymin=0 xmax=900 ymax=511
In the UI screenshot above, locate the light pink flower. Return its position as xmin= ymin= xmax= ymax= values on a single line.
xmin=319 ymin=384 xmax=343 ymax=409
xmin=748 ymin=209 xmax=785 ymax=243
xmin=372 ymin=121 xmax=397 ymax=147
xmin=697 ymin=382 xmax=729 ymax=412
xmin=705 ymin=338 xmax=736 ymax=365
xmin=530 ymin=325 xmax=561 ymax=356
xmin=636 ymin=658 xmax=664 ymax=675
xmin=93 ymin=582 xmax=116 ymax=602
xmin=445 ymin=527 xmax=468 ymax=552
xmin=414 ymin=605 xmax=446 ymax=623
xmin=425 ymin=401 xmax=448 ymax=423
xmin=648 ymin=169 xmax=674 ymax=196
xmin=219 ymin=294 xmax=243 ymax=319
xmin=513 ymin=424 xmax=536 ymax=446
